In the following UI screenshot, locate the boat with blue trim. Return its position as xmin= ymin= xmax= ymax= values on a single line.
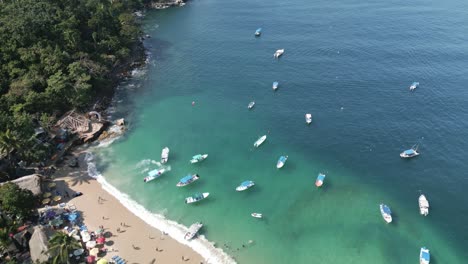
xmin=176 ymin=174 xmax=200 ymax=187
xmin=420 ymin=247 xmax=430 ymax=264
xmin=277 ymin=155 xmax=288 ymax=169
xmin=380 ymin=204 xmax=392 ymax=223
xmin=185 ymin=192 xmax=210 ymax=204
xmin=400 ymin=145 xmax=419 ymax=158
xmin=236 ymin=181 xmax=255 ymax=191
xmin=315 ymin=173 xmax=326 ymax=187
xmin=410 ymin=82 xmax=419 ymax=91
xmin=272 ymin=81 xmax=279 ymax=90
xmin=144 ymin=168 xmax=166 ymax=183
xmin=255 ymin=28 xmax=262 ymax=36
xmin=190 ymin=154 xmax=208 ymax=164
xmin=254 ymin=135 xmax=267 ymax=148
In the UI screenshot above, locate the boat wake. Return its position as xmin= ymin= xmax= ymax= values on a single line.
xmin=84 ymin=152 xmax=236 ymax=263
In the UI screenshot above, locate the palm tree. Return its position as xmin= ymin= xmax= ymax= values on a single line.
xmin=0 ymin=129 xmax=20 ymax=164
xmin=46 ymin=232 xmax=82 ymax=264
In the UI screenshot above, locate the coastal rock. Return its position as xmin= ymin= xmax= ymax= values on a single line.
xmin=115 ymin=118 xmax=125 ymax=126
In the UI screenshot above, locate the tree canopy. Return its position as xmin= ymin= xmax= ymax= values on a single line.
xmin=0 ymin=0 xmax=147 ymax=164
xmin=0 ymin=182 xmax=36 ymax=219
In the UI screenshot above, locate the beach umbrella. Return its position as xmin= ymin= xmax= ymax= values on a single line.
xmin=43 ymin=192 xmax=52 ymax=198
xmin=48 ymin=182 xmax=56 ymax=188
xmin=86 ymin=255 xmax=96 ymax=263
xmin=46 ymin=210 xmax=56 ymax=218
xmin=68 ymin=212 xmax=79 ymax=222
xmin=89 ymin=247 xmax=99 ymax=256
xmin=85 ymin=240 xmax=96 ymax=248
xmin=97 ymin=259 xmax=108 ymax=264
xmin=73 ymin=248 xmax=84 ymax=256
xmin=82 ymin=232 xmax=91 ymax=243
xmin=96 ymin=227 xmax=104 ymax=235
xmin=42 ymin=198 xmax=51 ymax=205
xmin=53 ymin=196 xmax=62 ymax=202
xmin=96 ymin=236 xmax=105 ymax=244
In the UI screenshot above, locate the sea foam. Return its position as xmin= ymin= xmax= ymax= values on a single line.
xmin=84 ymin=152 xmax=236 ymax=264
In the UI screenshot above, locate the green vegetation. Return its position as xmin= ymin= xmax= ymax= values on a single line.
xmin=0 ymin=183 xmax=36 ymax=220
xmin=46 ymin=231 xmax=82 ymax=264
xmin=0 ymin=0 xmax=147 ymax=165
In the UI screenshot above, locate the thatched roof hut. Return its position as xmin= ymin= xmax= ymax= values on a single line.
xmin=1 ymin=174 xmax=43 ymax=196
xmin=29 ymin=226 xmax=50 ymax=263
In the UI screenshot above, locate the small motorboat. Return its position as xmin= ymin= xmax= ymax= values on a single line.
xmin=161 ymin=147 xmax=169 ymax=164
xmin=251 ymin=213 xmax=263 ymax=218
xmin=277 ymin=155 xmax=288 ymax=169
xmin=315 ymin=173 xmax=326 ymax=187
xmin=236 ymin=181 xmax=255 ymax=191
xmin=380 ymin=204 xmax=392 ymax=223
xmin=176 ymin=174 xmax=200 ymax=187
xmin=418 ymin=194 xmax=429 ymax=216
xmin=185 ymin=192 xmax=210 ymax=204
xmin=273 ymin=49 xmax=284 ymax=58
xmin=400 ymin=145 xmax=419 ymax=158
xmin=305 ymin=114 xmax=312 ymax=124
xmin=190 ymin=154 xmax=208 ymax=164
xmin=420 ymin=247 xmax=430 ymax=264
xmin=272 ymin=81 xmax=279 ymax=90
xmin=410 ymin=82 xmax=419 ymax=91
xmin=253 ymin=135 xmax=267 ymax=148
xmin=184 ymin=222 xmax=203 ymax=240
xmin=255 ymin=28 xmax=262 ymax=36
xmin=248 ymin=101 xmax=255 ymax=109
xmin=144 ymin=168 xmax=166 ymax=183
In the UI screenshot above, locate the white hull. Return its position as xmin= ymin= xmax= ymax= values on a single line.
xmin=236 ymin=182 xmax=254 ymax=191
xmin=380 ymin=204 xmax=392 ymax=223
xmin=251 ymin=213 xmax=262 ymax=218
xmin=248 ymin=102 xmax=255 ymax=109
xmin=305 ymin=114 xmax=312 ymax=124
xmin=144 ymin=168 xmax=166 ymax=183
xmin=420 ymin=247 xmax=430 ymax=264
xmin=161 ymin=147 xmax=169 ymax=163
xmin=276 ymin=162 xmax=284 ymax=169
xmin=254 ymin=135 xmax=267 ymax=147
xmin=190 ymin=154 xmax=208 ymax=164
xmin=185 ymin=193 xmax=210 ymax=204
xmin=273 ymin=49 xmax=284 ymax=58
xmin=184 ymin=222 xmax=203 ymax=241
xmin=419 ymin=195 xmax=429 ymax=216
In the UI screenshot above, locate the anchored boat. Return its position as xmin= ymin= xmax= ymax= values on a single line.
xmin=315 ymin=173 xmax=326 ymax=187
xmin=185 ymin=192 xmax=210 ymax=204
xmin=161 ymin=147 xmax=169 ymax=164
xmin=380 ymin=204 xmax=392 ymax=223
xmin=305 ymin=114 xmax=312 ymax=124
xmin=190 ymin=154 xmax=208 ymax=164
xmin=176 ymin=174 xmax=200 ymax=187
xmin=272 ymin=81 xmax=279 ymax=90
xmin=251 ymin=213 xmax=263 ymax=218
xmin=184 ymin=222 xmax=203 ymax=240
xmin=420 ymin=247 xmax=430 ymax=264
xmin=277 ymin=155 xmax=288 ymax=169
xmin=248 ymin=101 xmax=255 ymax=109
xmin=236 ymin=181 xmax=255 ymax=191
xmin=254 ymin=135 xmax=267 ymax=148
xmin=400 ymin=145 xmax=419 ymax=158
xmin=410 ymin=82 xmax=419 ymax=91
xmin=255 ymin=28 xmax=262 ymax=36
xmin=418 ymin=194 xmax=429 ymax=216
xmin=274 ymin=49 xmax=284 ymax=58
xmin=143 ymin=168 xmax=166 ymax=183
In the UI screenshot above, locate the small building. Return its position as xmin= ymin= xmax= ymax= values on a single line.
xmin=1 ymin=174 xmax=43 ymax=196
xmin=29 ymin=226 xmax=50 ymax=263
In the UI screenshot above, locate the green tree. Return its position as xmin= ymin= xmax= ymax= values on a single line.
xmin=46 ymin=232 xmax=81 ymax=264
xmin=0 ymin=183 xmax=36 ymax=219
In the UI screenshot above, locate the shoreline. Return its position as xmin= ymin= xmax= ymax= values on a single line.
xmin=51 ymin=150 xmax=236 ymax=263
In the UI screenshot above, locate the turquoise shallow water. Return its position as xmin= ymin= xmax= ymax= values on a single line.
xmin=95 ymin=0 xmax=468 ymax=263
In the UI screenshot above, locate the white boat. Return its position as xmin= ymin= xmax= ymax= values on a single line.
xmin=184 ymin=222 xmax=203 ymax=240
xmin=272 ymin=81 xmax=279 ymax=90
xmin=255 ymin=28 xmax=262 ymax=36
xmin=305 ymin=114 xmax=312 ymax=124
xmin=248 ymin=101 xmax=255 ymax=109
xmin=251 ymin=213 xmax=263 ymax=218
xmin=176 ymin=174 xmax=200 ymax=187
xmin=380 ymin=204 xmax=392 ymax=223
xmin=190 ymin=154 xmax=208 ymax=164
xmin=161 ymin=147 xmax=169 ymax=164
xmin=185 ymin=192 xmax=210 ymax=204
xmin=400 ymin=145 xmax=419 ymax=158
xmin=273 ymin=49 xmax=284 ymax=58
xmin=277 ymin=155 xmax=288 ymax=169
xmin=143 ymin=168 xmax=166 ymax=183
xmin=236 ymin=181 xmax=255 ymax=191
xmin=410 ymin=82 xmax=419 ymax=91
xmin=253 ymin=135 xmax=267 ymax=148
xmin=418 ymin=194 xmax=429 ymax=216
xmin=420 ymin=247 xmax=430 ymax=264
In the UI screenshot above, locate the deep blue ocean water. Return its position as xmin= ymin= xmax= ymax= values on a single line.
xmin=95 ymin=0 xmax=468 ymax=262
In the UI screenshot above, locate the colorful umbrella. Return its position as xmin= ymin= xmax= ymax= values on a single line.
xmin=89 ymin=247 xmax=99 ymax=256
xmin=96 ymin=228 xmax=104 ymax=234
xmin=42 ymin=198 xmax=51 ymax=205
xmin=86 ymin=255 xmax=96 ymax=263
xmin=85 ymin=240 xmax=96 ymax=248
xmin=73 ymin=248 xmax=84 ymax=256
xmin=97 ymin=259 xmax=108 ymax=264
xmin=53 ymin=196 xmax=62 ymax=202
xmin=96 ymin=236 xmax=105 ymax=244
xmin=43 ymin=192 xmax=52 ymax=198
